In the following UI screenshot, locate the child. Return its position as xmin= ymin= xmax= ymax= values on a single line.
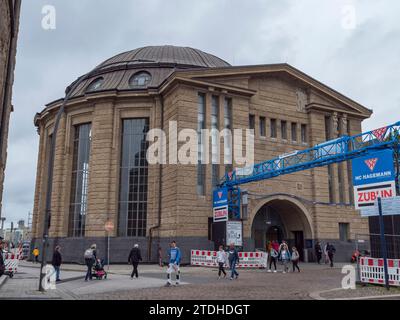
xmin=216 ymin=245 xmax=227 ymax=279
xmin=291 ymin=247 xmax=300 ymax=272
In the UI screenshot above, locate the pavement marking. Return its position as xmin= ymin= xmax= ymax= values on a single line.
xmin=310 ymin=287 xmax=400 ymax=300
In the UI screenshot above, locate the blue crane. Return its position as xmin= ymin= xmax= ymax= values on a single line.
xmin=218 ymin=121 xmax=400 ymax=219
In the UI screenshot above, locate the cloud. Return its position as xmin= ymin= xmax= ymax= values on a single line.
xmin=2 ymin=0 xmax=399 ymax=227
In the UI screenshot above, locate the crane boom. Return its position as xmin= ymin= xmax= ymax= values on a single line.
xmin=222 ymin=121 xmax=400 ymax=188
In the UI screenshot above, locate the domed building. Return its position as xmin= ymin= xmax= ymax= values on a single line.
xmin=32 ymin=45 xmax=372 ymax=263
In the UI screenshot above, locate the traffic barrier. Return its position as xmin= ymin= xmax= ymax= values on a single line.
xmin=4 ymin=253 xmax=22 ymax=275
xmin=359 ymin=257 xmax=400 ymax=287
xmin=191 ymin=250 xmax=267 ymax=268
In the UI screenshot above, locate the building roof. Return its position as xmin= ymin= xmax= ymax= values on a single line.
xmin=97 ymin=45 xmax=231 ymax=70
xmin=65 ymin=45 xmax=230 ymax=98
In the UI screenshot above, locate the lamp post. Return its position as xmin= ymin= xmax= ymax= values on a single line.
xmin=38 ymin=71 xmax=96 ymax=291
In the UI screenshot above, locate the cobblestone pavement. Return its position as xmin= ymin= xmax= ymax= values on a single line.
xmin=1 ymin=262 xmax=399 ymax=300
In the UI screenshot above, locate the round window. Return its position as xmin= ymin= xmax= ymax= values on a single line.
xmin=129 ymin=72 xmax=152 ymax=88
xmin=86 ymin=77 xmax=104 ymax=92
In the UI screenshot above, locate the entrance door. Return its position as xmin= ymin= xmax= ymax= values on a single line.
xmin=266 ymin=226 xmax=283 ymax=243
xmin=293 ymin=231 xmax=304 ymax=261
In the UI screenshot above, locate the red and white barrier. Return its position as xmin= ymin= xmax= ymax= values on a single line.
xmin=4 ymin=253 xmax=22 ymax=274
xmin=359 ymin=257 xmax=400 ymax=287
xmin=191 ymin=250 xmax=267 ymax=268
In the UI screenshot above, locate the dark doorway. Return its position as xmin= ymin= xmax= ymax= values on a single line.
xmin=266 ymin=226 xmax=284 ymax=243
xmin=293 ymin=231 xmax=304 ymax=261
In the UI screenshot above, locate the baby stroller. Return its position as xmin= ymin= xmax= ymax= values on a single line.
xmin=92 ymin=259 xmax=107 ymax=280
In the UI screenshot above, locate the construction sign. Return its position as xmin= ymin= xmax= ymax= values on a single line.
xmin=352 ymin=149 xmax=396 ymax=210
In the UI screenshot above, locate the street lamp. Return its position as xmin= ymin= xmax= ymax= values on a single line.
xmin=38 ymin=70 xmax=97 ymax=291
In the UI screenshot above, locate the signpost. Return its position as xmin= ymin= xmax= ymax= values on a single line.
xmin=213 ymin=187 xmax=229 ymax=222
xmin=104 ymin=220 xmax=114 ymax=271
xmin=352 ymin=149 xmax=396 ymax=290
xmin=352 ymin=149 xmax=396 ymax=210
xmin=226 ymin=221 xmax=242 ymax=247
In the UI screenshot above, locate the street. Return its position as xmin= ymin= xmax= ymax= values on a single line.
xmin=1 ymin=261 xmax=399 ymax=300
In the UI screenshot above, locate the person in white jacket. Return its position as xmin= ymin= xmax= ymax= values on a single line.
xmin=216 ymin=245 xmax=227 ymax=279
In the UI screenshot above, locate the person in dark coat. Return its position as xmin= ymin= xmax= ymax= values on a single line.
xmin=0 ymin=239 xmax=5 ymax=278
xmin=326 ymin=242 xmax=336 ymax=268
xmin=84 ymin=244 xmax=97 ymax=281
xmin=51 ymin=246 xmax=62 ymax=282
xmin=128 ymin=244 xmax=142 ymax=279
xmin=314 ymin=241 xmax=322 ymax=264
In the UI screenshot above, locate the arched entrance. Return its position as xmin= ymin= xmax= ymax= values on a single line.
xmin=251 ymin=196 xmax=313 ymax=261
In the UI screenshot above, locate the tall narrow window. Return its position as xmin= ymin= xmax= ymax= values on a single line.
xmin=211 ymin=96 xmax=220 ymax=188
xmin=259 ymin=117 xmax=266 ymax=137
xmin=224 ymin=98 xmax=233 ymax=174
xmin=270 ymin=119 xmax=277 ymax=138
xmin=118 ymin=118 xmax=149 ymax=237
xmin=197 ymin=93 xmax=206 ymax=195
xmin=325 ymin=116 xmax=334 ymax=203
xmin=301 ymin=124 xmax=307 ymax=143
xmin=291 ymin=123 xmax=297 ymax=142
xmin=249 ymin=114 xmax=255 ymax=130
xmin=281 ymin=121 xmax=287 ymax=140
xmin=339 ymin=223 xmax=350 ymax=241
xmin=347 ymin=119 xmax=354 ymax=204
xmin=69 ymin=124 xmax=91 ymax=237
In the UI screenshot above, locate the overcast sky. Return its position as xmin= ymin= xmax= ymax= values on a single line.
xmin=2 ymin=0 xmax=400 ymax=227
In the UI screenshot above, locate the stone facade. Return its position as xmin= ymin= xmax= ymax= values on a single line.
xmin=0 ymin=0 xmax=21 ymax=221
xmin=32 ymin=47 xmax=372 ymax=263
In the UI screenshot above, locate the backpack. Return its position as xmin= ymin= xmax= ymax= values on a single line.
xmin=270 ymin=248 xmax=278 ymax=258
xmin=84 ymin=249 xmax=94 ymax=260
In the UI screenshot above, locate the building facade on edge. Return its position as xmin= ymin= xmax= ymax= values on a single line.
xmin=32 ymin=46 xmax=372 ymax=263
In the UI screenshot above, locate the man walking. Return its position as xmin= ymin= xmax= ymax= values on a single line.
xmin=33 ymin=247 xmax=39 ymax=263
xmin=84 ymin=244 xmax=97 ymax=281
xmin=326 ymin=242 xmax=336 ymax=267
xmin=51 ymin=245 xmax=62 ymax=282
xmin=314 ymin=241 xmax=322 ymax=264
xmin=128 ymin=244 xmax=142 ymax=279
xmin=228 ymin=243 xmax=239 ymax=280
xmin=165 ymin=241 xmax=181 ymax=287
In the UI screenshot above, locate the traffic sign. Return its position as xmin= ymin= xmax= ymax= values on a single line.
xmin=360 ymin=196 xmax=400 ymax=217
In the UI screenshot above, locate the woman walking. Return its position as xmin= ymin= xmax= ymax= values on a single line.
xmin=279 ymin=241 xmax=291 ymax=273
xmin=216 ymin=245 xmax=227 ymax=279
xmin=291 ymin=247 xmax=301 ymax=272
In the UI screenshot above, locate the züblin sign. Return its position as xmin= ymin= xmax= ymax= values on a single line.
xmin=352 ymin=149 xmax=396 ymax=210
xmin=213 ymin=187 xmax=229 ymax=222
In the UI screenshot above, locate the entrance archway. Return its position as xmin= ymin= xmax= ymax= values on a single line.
xmin=251 ymin=195 xmax=313 ymax=261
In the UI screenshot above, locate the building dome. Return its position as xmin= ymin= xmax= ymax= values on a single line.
xmin=67 ymin=45 xmax=230 ymax=98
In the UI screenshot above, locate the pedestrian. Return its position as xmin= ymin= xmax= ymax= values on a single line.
xmin=51 ymin=245 xmax=62 ymax=282
xmin=128 ymin=244 xmax=142 ymax=279
xmin=216 ymin=245 xmax=227 ymax=279
xmin=268 ymin=245 xmax=278 ymax=273
xmin=279 ymin=240 xmax=291 ymax=273
xmin=314 ymin=241 xmax=322 ymax=264
xmin=326 ymin=242 xmax=336 ymax=268
xmin=0 ymin=239 xmax=5 ymax=278
xmin=165 ymin=241 xmax=181 ymax=287
xmin=228 ymin=243 xmax=239 ymax=280
xmin=84 ymin=244 xmax=97 ymax=281
xmin=33 ymin=247 xmax=39 ymax=263
xmin=291 ymin=247 xmax=300 ymax=272
xmin=323 ymin=243 xmax=329 ymax=264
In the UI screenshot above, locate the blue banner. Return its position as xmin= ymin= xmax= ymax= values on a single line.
xmin=213 ymin=187 xmax=228 ymax=208
xmin=352 ymin=149 xmax=394 ymax=186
